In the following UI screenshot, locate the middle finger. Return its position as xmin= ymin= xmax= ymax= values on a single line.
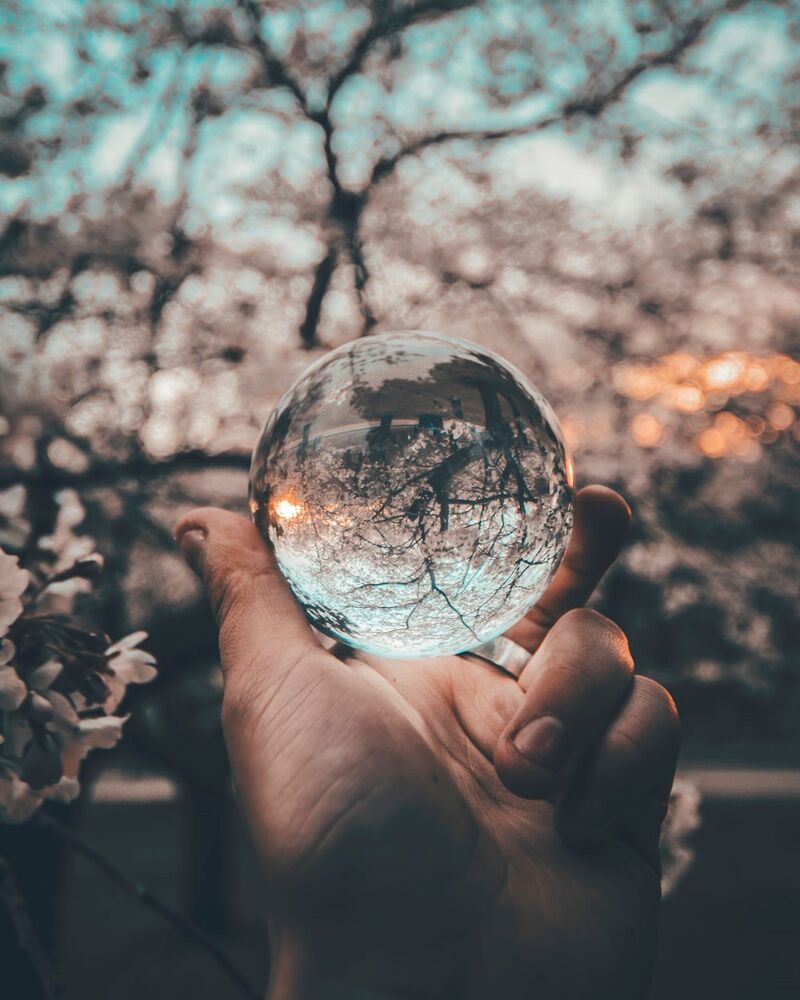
xmin=494 ymin=608 xmax=634 ymax=800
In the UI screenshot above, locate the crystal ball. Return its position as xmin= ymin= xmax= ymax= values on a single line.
xmin=249 ymin=331 xmax=574 ymax=658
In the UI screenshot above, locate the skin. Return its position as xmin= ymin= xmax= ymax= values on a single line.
xmin=176 ymin=486 xmax=679 ymax=1000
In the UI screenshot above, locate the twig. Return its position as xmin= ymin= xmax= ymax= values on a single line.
xmin=34 ymin=813 xmax=261 ymax=1000
xmin=0 ymin=856 xmax=63 ymax=1000
xmin=0 ymin=448 xmax=251 ymax=490
xmin=368 ymin=1 xmax=735 ymax=189
xmin=236 ymin=0 xmax=309 ymax=114
xmin=326 ymin=0 xmax=478 ymax=108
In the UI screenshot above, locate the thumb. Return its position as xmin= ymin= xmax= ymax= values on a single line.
xmin=175 ymin=507 xmax=322 ymax=692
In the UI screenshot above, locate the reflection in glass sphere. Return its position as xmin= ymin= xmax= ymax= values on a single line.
xmin=249 ymin=332 xmax=574 ymax=658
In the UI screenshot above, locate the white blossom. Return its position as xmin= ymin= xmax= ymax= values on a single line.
xmin=105 ymin=631 xmax=158 ymax=711
xmin=0 ymin=769 xmax=42 ymax=824
xmin=27 ymin=659 xmax=63 ymax=689
xmin=0 ymin=638 xmax=26 ymax=710
xmin=38 ymin=490 xmax=97 ymax=602
xmin=0 ymin=543 xmax=157 ymax=824
xmin=0 ymin=485 xmax=29 ymax=550
xmin=0 ymin=664 xmax=27 ymax=710
xmin=0 ymin=550 xmax=29 ymax=636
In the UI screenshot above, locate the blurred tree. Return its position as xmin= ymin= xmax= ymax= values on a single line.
xmin=0 ymin=0 xmax=798 ymax=933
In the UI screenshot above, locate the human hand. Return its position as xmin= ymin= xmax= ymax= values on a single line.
xmin=176 ymin=486 xmax=678 ymax=1000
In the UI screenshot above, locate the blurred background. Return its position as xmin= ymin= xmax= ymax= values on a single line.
xmin=0 ymin=0 xmax=798 ymax=997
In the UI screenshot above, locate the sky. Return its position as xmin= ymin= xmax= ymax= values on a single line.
xmin=0 ymin=0 xmax=796 ymax=256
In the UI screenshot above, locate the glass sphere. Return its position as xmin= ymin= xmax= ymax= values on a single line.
xmin=249 ymin=331 xmax=574 ymax=658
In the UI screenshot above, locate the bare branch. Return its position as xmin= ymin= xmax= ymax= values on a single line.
xmin=298 ymin=244 xmax=339 ymax=348
xmin=118 ymin=55 xmax=185 ymax=191
xmin=369 ymin=115 xmax=562 ymax=186
xmin=36 ymin=813 xmax=260 ymax=1000
xmin=326 ymin=0 xmax=478 ymax=108
xmin=0 ymin=450 xmax=251 ymax=490
xmin=561 ymin=5 xmax=735 ymax=117
xmin=236 ymin=0 xmax=309 ymax=114
xmin=0 ymin=858 xmax=62 ymax=1000
xmin=347 ymin=230 xmax=378 ymax=334
xmin=368 ymin=1 xmax=735 ymax=189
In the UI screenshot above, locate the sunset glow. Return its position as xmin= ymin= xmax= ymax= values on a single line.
xmin=613 ymin=351 xmax=798 ymax=458
xmin=614 ymin=352 xmax=800 ymax=408
xmin=630 ymin=413 xmax=666 ymax=448
xmin=274 ymin=498 xmax=303 ymax=520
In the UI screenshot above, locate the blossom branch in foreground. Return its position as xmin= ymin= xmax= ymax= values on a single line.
xmin=34 ymin=813 xmax=261 ymax=1000
xmin=0 ymin=856 xmax=63 ymax=999
xmin=0 ymin=491 xmax=158 ymax=823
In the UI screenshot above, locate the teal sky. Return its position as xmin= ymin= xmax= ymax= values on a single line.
xmin=0 ymin=1 xmax=796 ymax=259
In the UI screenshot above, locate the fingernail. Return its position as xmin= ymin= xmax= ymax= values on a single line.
xmin=177 ymin=527 xmax=206 ymax=576
xmin=512 ymin=715 xmax=568 ymax=771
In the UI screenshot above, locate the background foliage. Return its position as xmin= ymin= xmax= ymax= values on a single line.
xmin=0 ymin=2 xmax=798 ymax=995
xmin=0 ymin=0 xmax=798 ymax=875
xmin=2 ymin=0 xmax=797 ymax=745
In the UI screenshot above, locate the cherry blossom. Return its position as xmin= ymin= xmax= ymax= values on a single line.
xmin=0 ymin=550 xmax=29 ymax=636
xmin=0 ymin=542 xmax=157 ymax=824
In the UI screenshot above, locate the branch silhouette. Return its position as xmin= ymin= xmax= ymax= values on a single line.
xmin=35 ymin=812 xmax=261 ymax=1000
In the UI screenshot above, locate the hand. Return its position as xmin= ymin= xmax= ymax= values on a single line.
xmin=176 ymin=486 xmax=679 ymax=1000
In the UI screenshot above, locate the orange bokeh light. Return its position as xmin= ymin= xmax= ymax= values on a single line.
xmin=614 ymin=350 xmax=797 ymax=458
xmin=629 ymin=413 xmax=665 ymax=448
xmin=768 ymin=402 xmax=794 ymax=431
xmin=697 ymin=427 xmax=726 ymax=458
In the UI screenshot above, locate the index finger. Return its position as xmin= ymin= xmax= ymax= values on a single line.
xmin=505 ymin=486 xmax=631 ymax=654
xmin=175 ymin=507 xmax=323 ymax=686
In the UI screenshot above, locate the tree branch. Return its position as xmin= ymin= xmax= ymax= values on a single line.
xmin=0 ymin=857 xmax=63 ymax=1000
xmin=236 ymin=0 xmax=309 ymax=114
xmin=347 ymin=229 xmax=378 ymax=334
xmin=298 ymin=244 xmax=339 ymax=348
xmin=368 ymin=1 xmax=734 ymax=189
xmin=369 ymin=115 xmax=562 ymax=186
xmin=35 ymin=813 xmax=260 ymax=1000
xmin=326 ymin=0 xmax=478 ymax=108
xmin=0 ymin=450 xmax=250 ymax=490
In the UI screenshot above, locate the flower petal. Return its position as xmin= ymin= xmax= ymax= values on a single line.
xmin=103 ymin=676 xmax=126 ymax=714
xmin=0 ymin=774 xmax=41 ymax=824
xmin=28 ymin=659 xmax=63 ymax=690
xmin=0 ymin=665 xmax=27 ymax=710
xmin=0 ymin=550 xmax=30 ymax=600
xmin=78 ymin=715 xmax=128 ymax=749
xmin=44 ymin=689 xmax=80 ymax=729
xmin=106 ymin=630 xmax=149 ymax=655
xmin=111 ymin=656 xmax=158 ymax=685
xmin=0 ymin=597 xmax=24 ymax=635
xmin=42 ymin=776 xmax=81 ymax=804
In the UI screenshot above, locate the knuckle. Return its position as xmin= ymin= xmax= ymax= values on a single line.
xmin=634 ymin=675 xmax=680 ymax=729
xmin=556 ymin=609 xmax=634 ymax=682
xmin=602 ymin=726 xmax=650 ymax=766
xmin=634 ymin=676 xmax=680 ymax=742
xmin=561 ymin=607 xmax=626 ymax=644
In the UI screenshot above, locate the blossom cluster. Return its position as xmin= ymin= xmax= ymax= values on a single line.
xmin=0 ymin=490 xmax=157 ymax=823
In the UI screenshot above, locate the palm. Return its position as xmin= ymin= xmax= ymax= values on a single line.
xmin=234 ymin=648 xmax=659 ymax=1000
xmin=179 ymin=487 xmax=677 ymax=1000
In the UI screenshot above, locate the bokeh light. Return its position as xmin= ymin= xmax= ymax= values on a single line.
xmin=613 ymin=352 xmax=798 ymax=458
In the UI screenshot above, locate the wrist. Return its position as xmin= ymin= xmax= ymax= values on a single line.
xmin=263 ymin=918 xmax=469 ymax=1000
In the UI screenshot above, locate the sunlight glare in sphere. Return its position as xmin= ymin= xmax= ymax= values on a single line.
xmin=249 ymin=332 xmax=574 ymax=659
xmin=275 ymin=497 xmax=303 ymax=520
